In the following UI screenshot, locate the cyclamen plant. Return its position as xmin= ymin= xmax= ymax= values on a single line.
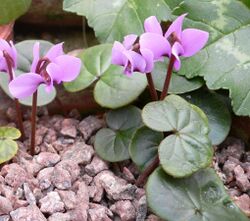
xmin=112 ymin=14 xmax=209 ymax=185
xmin=0 ymin=39 xmax=25 ymax=140
xmin=8 ymin=42 xmax=81 ymax=155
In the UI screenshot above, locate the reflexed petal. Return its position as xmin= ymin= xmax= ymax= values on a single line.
xmin=9 ymin=73 xmax=43 ymax=98
xmin=111 ymin=41 xmax=126 ymax=66
xmin=44 ymin=75 xmax=54 ymax=93
xmin=31 ymin=42 xmax=40 ymax=73
xmin=46 ymin=42 xmax=64 ymax=62
xmin=140 ymin=33 xmax=171 ymax=59
xmin=140 ymin=48 xmax=154 ymax=73
xmin=49 ymin=55 xmax=82 ymax=83
xmin=172 ymin=42 xmax=184 ymax=71
xmin=46 ymin=63 xmax=61 ymax=84
xmin=0 ymin=39 xmax=10 ymax=52
xmin=164 ymin=13 xmax=187 ymax=39
xmin=181 ymin=28 xmax=209 ymax=57
xmin=122 ymin=50 xmax=146 ymax=75
xmin=144 ymin=16 xmax=163 ymax=35
xmin=0 ymin=40 xmax=17 ymax=70
xmin=0 ymin=52 xmax=7 ymax=72
xmin=123 ymin=34 xmax=137 ymax=49
xmin=9 ymin=41 xmax=17 ymax=69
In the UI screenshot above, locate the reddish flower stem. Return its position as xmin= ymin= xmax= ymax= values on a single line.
xmin=30 ymin=91 xmax=37 ymax=155
xmin=136 ymin=55 xmax=176 ymax=187
xmin=135 ymin=156 xmax=159 ymax=187
xmin=29 ymin=58 xmax=49 ymax=155
xmin=146 ymin=73 xmax=158 ymax=101
xmin=3 ymin=51 xmax=25 ymax=141
xmin=160 ymin=54 xmax=176 ymax=100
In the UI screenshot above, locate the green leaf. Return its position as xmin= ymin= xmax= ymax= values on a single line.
xmin=129 ymin=126 xmax=163 ymax=171
xmin=0 ymin=40 xmax=56 ymax=106
xmin=142 ymin=95 xmax=213 ymax=177
xmin=147 ymin=167 xmax=249 ymax=221
xmin=0 ymin=127 xmax=21 ymax=140
xmin=64 ymin=44 xmax=147 ymax=109
xmin=63 ymin=0 xmax=172 ymax=43
xmin=152 ymin=60 xmax=204 ymax=94
xmin=0 ymin=0 xmax=31 ymax=24
xmin=182 ymin=89 xmax=232 ymax=145
xmin=0 ymin=127 xmax=20 ymax=164
xmin=94 ymin=106 xmax=142 ymax=162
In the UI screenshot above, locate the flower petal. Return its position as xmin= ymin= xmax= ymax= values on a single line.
xmin=140 ymin=33 xmax=171 ymax=59
xmin=0 ymin=40 xmax=17 ymax=70
xmin=172 ymin=42 xmax=184 ymax=71
xmin=122 ymin=50 xmax=146 ymax=75
xmin=140 ymin=48 xmax=154 ymax=73
xmin=164 ymin=13 xmax=187 ymax=39
xmin=31 ymin=42 xmax=40 ymax=73
xmin=111 ymin=41 xmax=126 ymax=66
xmin=46 ymin=42 xmax=64 ymax=62
xmin=181 ymin=28 xmax=209 ymax=57
xmin=9 ymin=73 xmax=43 ymax=99
xmin=9 ymin=41 xmax=17 ymax=69
xmin=123 ymin=34 xmax=138 ymax=49
xmin=0 ymin=51 xmax=7 ymax=72
xmin=144 ymin=16 xmax=163 ymax=35
xmin=47 ymin=55 xmax=81 ymax=83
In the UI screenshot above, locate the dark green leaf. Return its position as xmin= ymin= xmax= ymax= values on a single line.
xmin=129 ymin=126 xmax=163 ymax=171
xmin=64 ymin=44 xmax=147 ymax=108
xmin=94 ymin=106 xmax=142 ymax=162
xmin=0 ymin=0 xmax=31 ymax=24
xmin=63 ymin=0 xmax=172 ymax=43
xmin=142 ymin=95 xmax=212 ymax=177
xmin=182 ymin=89 xmax=232 ymax=145
xmin=147 ymin=167 xmax=249 ymax=221
xmin=0 ymin=40 xmax=56 ymax=106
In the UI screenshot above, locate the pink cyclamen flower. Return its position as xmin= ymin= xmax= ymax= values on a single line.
xmin=0 ymin=39 xmax=17 ymax=72
xmin=9 ymin=42 xmax=81 ymax=99
xmin=140 ymin=14 xmax=209 ymax=71
xmin=164 ymin=13 xmax=209 ymax=70
xmin=112 ymin=34 xmax=154 ymax=75
xmin=139 ymin=16 xmax=171 ymax=61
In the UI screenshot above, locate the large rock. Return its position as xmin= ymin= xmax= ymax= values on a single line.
xmin=10 ymin=205 xmax=46 ymax=221
xmin=39 ymin=191 xmax=65 ymax=215
xmin=61 ymin=142 xmax=94 ymax=165
xmin=0 ymin=196 xmax=13 ymax=215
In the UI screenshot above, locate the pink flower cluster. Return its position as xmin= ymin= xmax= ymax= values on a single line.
xmin=112 ymin=14 xmax=209 ymax=75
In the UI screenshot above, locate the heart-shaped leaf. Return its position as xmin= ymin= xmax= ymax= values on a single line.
xmin=0 ymin=0 xmax=31 ymax=24
xmin=129 ymin=126 xmax=163 ymax=171
xmin=152 ymin=60 xmax=204 ymax=94
xmin=147 ymin=167 xmax=249 ymax=221
xmin=0 ymin=127 xmax=20 ymax=164
xmin=0 ymin=40 xmax=56 ymax=106
xmin=182 ymin=89 xmax=232 ymax=145
xmin=142 ymin=95 xmax=213 ymax=177
xmin=64 ymin=44 xmax=147 ymax=108
xmin=94 ymin=105 xmax=142 ymax=162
